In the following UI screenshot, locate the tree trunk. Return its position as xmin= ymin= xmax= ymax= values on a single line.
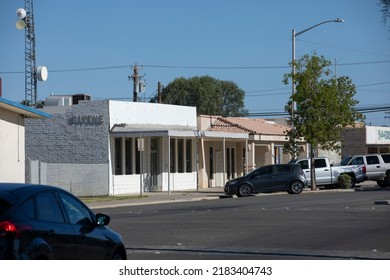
xmin=310 ymin=144 xmax=317 ymax=190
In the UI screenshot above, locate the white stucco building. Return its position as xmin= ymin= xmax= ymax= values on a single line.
xmin=0 ymin=97 xmax=50 ymax=183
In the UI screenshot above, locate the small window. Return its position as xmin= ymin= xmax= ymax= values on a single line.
xmin=366 ymin=156 xmax=380 ymax=165
xmin=381 ymin=154 xmax=390 ymax=163
xmin=276 ymin=165 xmax=292 ymax=173
xmin=299 ymin=160 xmax=309 ymax=170
xmin=257 ymin=166 xmax=273 ymax=176
xmin=0 ymin=199 xmax=12 ymax=216
xmin=351 ymin=157 xmax=364 ymax=165
xmin=19 ymin=198 xmax=35 ymax=219
xmin=59 ymin=193 xmax=92 ymax=225
xmin=35 ymin=192 xmax=65 ymax=223
xmin=314 ymin=159 xmax=327 ymax=168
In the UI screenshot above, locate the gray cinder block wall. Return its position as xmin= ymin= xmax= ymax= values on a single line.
xmin=341 ymin=127 xmax=366 ymax=158
xmin=25 ymin=100 xmax=110 ymax=196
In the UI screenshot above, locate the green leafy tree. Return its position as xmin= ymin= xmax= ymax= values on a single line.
xmin=283 ymin=54 xmax=364 ymax=190
xmin=151 ymin=75 xmax=247 ymax=116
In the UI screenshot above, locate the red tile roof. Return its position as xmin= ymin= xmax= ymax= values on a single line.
xmin=207 ymin=117 xmax=290 ymax=135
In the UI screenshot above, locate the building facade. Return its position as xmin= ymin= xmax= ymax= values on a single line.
xmin=341 ymin=125 xmax=390 ymax=158
xmin=197 ymin=116 xmax=306 ymax=188
xmin=25 ymin=97 xmax=310 ymax=196
xmin=0 ymin=97 xmax=50 ymax=183
xmin=26 ymin=99 xmax=198 ymax=196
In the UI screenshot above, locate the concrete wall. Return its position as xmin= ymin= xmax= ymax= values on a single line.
xmin=0 ymin=109 xmax=25 ymax=182
xmin=25 ymin=100 xmax=110 ymax=195
xmin=109 ymin=101 xmax=197 ymax=128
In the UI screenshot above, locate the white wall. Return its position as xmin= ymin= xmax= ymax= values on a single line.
xmin=0 ymin=110 xmax=25 ymax=182
xmin=109 ymin=101 xmax=197 ymax=128
xmin=108 ymin=102 xmax=198 ymax=194
xmin=366 ymin=126 xmax=390 ymax=145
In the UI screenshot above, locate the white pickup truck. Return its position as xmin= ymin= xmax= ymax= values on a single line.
xmin=291 ymin=157 xmax=367 ymax=188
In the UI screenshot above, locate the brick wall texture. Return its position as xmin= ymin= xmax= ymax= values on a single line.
xmin=25 ymin=100 xmax=110 ymax=195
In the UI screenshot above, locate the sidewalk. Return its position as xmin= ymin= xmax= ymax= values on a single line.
xmin=87 ymin=182 xmax=386 ymax=210
xmin=87 ymin=187 xmax=226 ymax=209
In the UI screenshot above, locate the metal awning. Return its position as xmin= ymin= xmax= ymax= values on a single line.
xmin=110 ymin=124 xmax=197 ymax=138
xmin=110 ymin=124 xmax=249 ymax=139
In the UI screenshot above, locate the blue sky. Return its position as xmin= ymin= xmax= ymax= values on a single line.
xmin=1 ymin=0 xmax=389 ymax=125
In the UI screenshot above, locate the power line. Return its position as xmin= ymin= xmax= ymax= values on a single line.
xmin=296 ymin=39 xmax=390 ymax=58
xmin=247 ymin=104 xmax=390 ymax=117
xmin=1 ymin=60 xmax=390 ymax=75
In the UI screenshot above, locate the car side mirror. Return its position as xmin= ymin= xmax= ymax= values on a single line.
xmin=96 ymin=213 xmax=110 ymax=226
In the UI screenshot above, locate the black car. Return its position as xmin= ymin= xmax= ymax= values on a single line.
xmin=224 ymin=164 xmax=308 ymax=197
xmin=0 ymin=183 xmax=126 ymax=260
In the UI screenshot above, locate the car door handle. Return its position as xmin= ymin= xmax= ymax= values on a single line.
xmin=47 ymin=229 xmax=55 ymax=236
xmin=324 ymin=169 xmax=330 ymax=171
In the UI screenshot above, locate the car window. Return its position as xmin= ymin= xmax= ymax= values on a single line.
xmin=276 ymin=165 xmax=292 ymax=173
xmin=340 ymin=156 xmax=352 ymax=166
xmin=35 ymin=192 xmax=65 ymax=223
xmin=19 ymin=197 xmax=35 ymax=219
xmin=314 ymin=159 xmax=327 ymax=168
xmin=381 ymin=154 xmax=390 ymax=163
xmin=58 ymin=193 xmax=93 ymax=225
xmin=351 ymin=157 xmax=364 ymax=165
xmin=366 ymin=156 xmax=380 ymax=165
xmin=298 ymin=160 xmax=309 ymax=169
xmin=0 ymin=199 xmax=11 ymax=215
xmin=256 ymin=166 xmax=273 ymax=176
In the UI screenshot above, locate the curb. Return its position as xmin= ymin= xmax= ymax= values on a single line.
xmin=88 ymin=195 xmax=222 ymax=210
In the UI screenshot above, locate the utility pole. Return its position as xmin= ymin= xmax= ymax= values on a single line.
xmin=157 ymin=82 xmax=162 ymax=103
xmin=129 ymin=63 xmax=145 ymax=102
xmin=130 ymin=64 xmax=139 ymax=102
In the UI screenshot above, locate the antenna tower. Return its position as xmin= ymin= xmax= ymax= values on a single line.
xmin=16 ymin=0 xmax=47 ymax=106
xmin=23 ymin=0 xmax=37 ymax=105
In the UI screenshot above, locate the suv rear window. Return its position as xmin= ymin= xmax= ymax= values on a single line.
xmin=0 ymin=199 xmax=11 ymax=215
xmin=381 ymin=154 xmax=390 ymax=163
xmin=366 ymin=156 xmax=380 ymax=165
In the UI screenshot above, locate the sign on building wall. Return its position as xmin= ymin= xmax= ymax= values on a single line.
xmin=366 ymin=126 xmax=390 ymax=145
xmin=69 ymin=115 xmax=104 ymax=125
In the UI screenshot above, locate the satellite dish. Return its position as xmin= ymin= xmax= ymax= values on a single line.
xmin=36 ymin=66 xmax=48 ymax=81
xmin=16 ymin=8 xmax=26 ymax=19
xmin=16 ymin=20 xmax=26 ymax=30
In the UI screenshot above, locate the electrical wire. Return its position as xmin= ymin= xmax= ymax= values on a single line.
xmin=1 ymin=60 xmax=390 ymax=75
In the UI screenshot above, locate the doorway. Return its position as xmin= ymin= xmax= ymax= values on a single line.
xmin=150 ymin=138 xmax=160 ymax=190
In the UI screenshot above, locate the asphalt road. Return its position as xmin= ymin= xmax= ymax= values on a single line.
xmin=101 ymin=188 xmax=390 ymax=260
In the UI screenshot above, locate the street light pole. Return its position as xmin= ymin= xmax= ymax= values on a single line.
xmin=291 ymin=18 xmax=344 ymax=158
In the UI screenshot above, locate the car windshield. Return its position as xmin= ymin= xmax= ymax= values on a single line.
xmin=340 ymin=156 xmax=352 ymax=166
